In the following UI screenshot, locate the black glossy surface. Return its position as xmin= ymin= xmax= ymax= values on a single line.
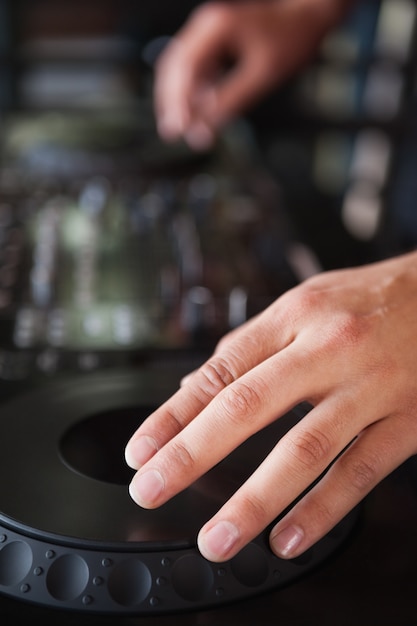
xmin=0 ymin=371 xmax=360 ymax=615
xmin=0 ymin=371 xmax=306 ymax=544
xmin=1 ymin=456 xmax=416 ymax=624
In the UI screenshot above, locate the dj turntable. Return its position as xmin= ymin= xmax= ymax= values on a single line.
xmin=1 ymin=0 xmax=417 ymax=620
xmin=0 ymin=108 xmax=362 ymax=617
xmin=0 ymin=368 xmax=360 ymax=615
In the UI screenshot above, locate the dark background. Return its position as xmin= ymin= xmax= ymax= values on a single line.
xmin=2 ymin=0 xmax=417 ymax=266
xmin=1 ymin=1 xmax=417 ymax=623
xmin=3 ymin=0 xmax=416 ymax=357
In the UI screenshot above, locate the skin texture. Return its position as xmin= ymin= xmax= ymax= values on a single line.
xmin=153 ymin=0 xmax=355 ymax=149
xmin=125 ymin=0 xmax=414 ymax=564
xmin=126 ymin=251 xmax=417 ymax=561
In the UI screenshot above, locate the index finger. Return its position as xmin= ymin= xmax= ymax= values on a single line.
xmin=125 ymin=303 xmax=296 ymax=470
xmin=126 ymin=326 xmax=345 ymax=511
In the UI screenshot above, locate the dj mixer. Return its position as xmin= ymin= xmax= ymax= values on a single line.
xmin=0 ymin=107 xmax=303 ymax=392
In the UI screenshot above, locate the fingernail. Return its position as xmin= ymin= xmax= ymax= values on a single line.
xmin=129 ymin=469 xmax=164 ymax=507
xmin=184 ymin=123 xmax=214 ymax=151
xmin=157 ymin=113 xmax=183 ymax=141
xmin=198 ymin=521 xmax=240 ymax=561
xmin=125 ymin=435 xmax=158 ymax=469
xmin=270 ymin=525 xmax=304 ymax=558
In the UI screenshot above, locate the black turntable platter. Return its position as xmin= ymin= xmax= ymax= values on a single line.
xmin=0 ymin=368 xmax=358 ymax=614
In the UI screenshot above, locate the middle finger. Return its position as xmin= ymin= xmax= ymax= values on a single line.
xmin=128 ymin=341 xmax=361 ymax=509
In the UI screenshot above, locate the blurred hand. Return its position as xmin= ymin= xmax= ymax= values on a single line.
xmin=154 ymin=0 xmax=353 ymax=149
xmin=126 ymin=251 xmax=417 ymax=562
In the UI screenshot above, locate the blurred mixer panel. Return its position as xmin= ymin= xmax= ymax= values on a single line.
xmin=0 ymin=0 xmax=416 ymax=388
xmin=249 ymin=0 xmax=417 ymax=267
xmin=0 ymin=0 xmax=309 ymax=389
xmin=0 ymin=0 xmax=198 ymax=111
xmin=0 ymin=106 xmax=307 ymax=387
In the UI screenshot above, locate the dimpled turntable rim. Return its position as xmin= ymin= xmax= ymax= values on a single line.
xmin=0 ymin=368 xmax=358 ymax=614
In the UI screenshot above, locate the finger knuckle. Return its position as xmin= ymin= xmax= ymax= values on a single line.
xmin=287 ymin=428 xmax=332 ymax=471
xmin=340 ymin=452 xmax=379 ymax=494
xmin=220 ymin=381 xmax=264 ymax=426
xmin=298 ymin=495 xmax=334 ymax=533
xmin=321 ymin=312 xmax=365 ymax=353
xmin=238 ymin=492 xmax=270 ymax=526
xmin=169 ymin=440 xmax=197 ymax=473
xmin=312 ymin=499 xmax=334 ymax=527
xmin=293 ymin=281 xmax=372 ymax=350
xmin=197 ymin=357 xmax=238 ymax=397
xmin=292 ymin=280 xmax=322 ymax=313
xmin=162 ymin=408 xmax=185 ymax=438
xmin=331 ymin=313 xmax=368 ymax=350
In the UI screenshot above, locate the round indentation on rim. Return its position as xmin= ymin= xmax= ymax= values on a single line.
xmin=171 ymin=554 xmax=214 ymax=601
xmin=46 ymin=554 xmax=89 ymax=601
xmin=108 ymin=559 xmax=152 ymax=606
xmin=0 ymin=541 xmax=33 ymax=586
xmin=230 ymin=543 xmax=268 ymax=587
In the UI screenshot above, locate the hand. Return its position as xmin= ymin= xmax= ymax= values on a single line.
xmin=126 ymin=251 xmax=417 ymax=562
xmin=153 ymin=0 xmax=353 ymax=150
